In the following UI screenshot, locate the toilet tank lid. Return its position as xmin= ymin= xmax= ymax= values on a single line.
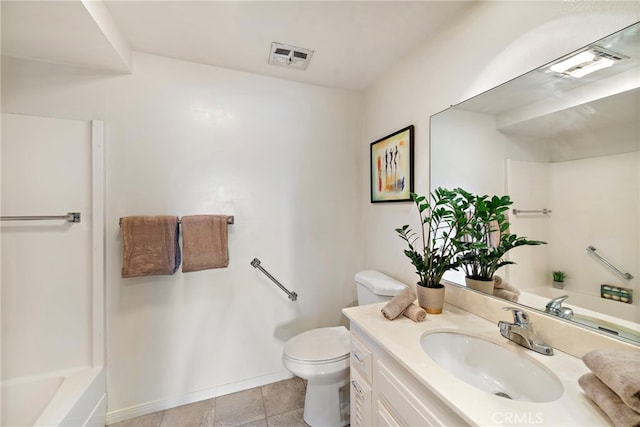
xmin=354 ymin=270 xmax=407 ymax=296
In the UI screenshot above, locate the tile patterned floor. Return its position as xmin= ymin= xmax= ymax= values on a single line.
xmin=109 ymin=377 xmax=308 ymax=427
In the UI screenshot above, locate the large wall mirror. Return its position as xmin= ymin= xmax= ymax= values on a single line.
xmin=431 ymin=22 xmax=639 ymax=345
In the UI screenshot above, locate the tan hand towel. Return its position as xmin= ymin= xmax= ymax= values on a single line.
xmin=579 ymin=373 xmax=640 ymax=427
xmin=381 ymin=287 xmax=414 ymax=320
xmin=121 ymin=216 xmax=180 ymax=278
xmin=181 ymin=215 xmax=229 ymax=272
xmin=583 ymin=349 xmax=640 ymax=412
xmin=403 ymin=304 xmax=426 ymax=322
xmin=493 ymin=288 xmax=519 ymax=303
xmin=493 ymin=275 xmax=520 ymax=295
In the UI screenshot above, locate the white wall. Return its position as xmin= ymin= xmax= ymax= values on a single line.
xmin=361 ymin=0 xmax=640 ymax=289
xmin=548 ymin=153 xmax=638 ymax=306
xmin=506 ymin=159 xmax=551 ymax=289
xmin=1 ymin=52 xmax=363 ymax=419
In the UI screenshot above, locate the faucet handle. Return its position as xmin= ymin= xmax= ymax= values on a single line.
xmin=549 ymin=295 xmax=569 ymax=304
xmin=502 ymin=307 xmax=530 ymax=326
xmin=546 ymin=295 xmax=569 ymax=311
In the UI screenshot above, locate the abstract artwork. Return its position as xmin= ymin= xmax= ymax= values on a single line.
xmin=370 ymin=125 xmax=414 ymax=203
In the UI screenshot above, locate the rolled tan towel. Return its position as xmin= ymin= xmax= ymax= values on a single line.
xmin=493 ymin=275 xmax=520 ymax=295
xmin=583 ymin=349 xmax=640 ymax=412
xmin=579 ymin=373 xmax=640 ymax=427
xmin=403 ymin=304 xmax=426 ymax=322
xmin=181 ymin=215 xmax=229 ymax=272
xmin=493 ymin=288 xmax=519 ymax=303
xmin=381 ymin=287 xmax=414 ymax=320
xmin=121 ymin=216 xmax=181 ymax=278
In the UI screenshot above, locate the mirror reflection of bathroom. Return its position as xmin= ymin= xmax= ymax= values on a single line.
xmin=431 ymin=22 xmax=640 ymax=344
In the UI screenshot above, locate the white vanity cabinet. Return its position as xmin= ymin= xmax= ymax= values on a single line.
xmin=350 ymin=333 xmax=373 ymax=427
xmin=350 ymin=326 xmax=468 ymax=427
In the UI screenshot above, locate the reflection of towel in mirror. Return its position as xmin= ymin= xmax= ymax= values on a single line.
xmin=493 ymin=275 xmax=520 ymax=294
xmin=578 ymin=373 xmax=640 ymax=427
xmin=493 ymin=289 xmax=518 ymax=302
xmin=583 ymin=349 xmax=640 ymax=412
xmin=493 ymin=276 xmax=519 ymax=302
xmin=381 ymin=287 xmax=414 ymax=320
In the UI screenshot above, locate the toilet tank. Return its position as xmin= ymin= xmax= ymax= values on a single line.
xmin=354 ymin=270 xmax=408 ymax=305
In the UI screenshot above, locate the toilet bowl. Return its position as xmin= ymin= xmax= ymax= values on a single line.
xmin=282 ymin=271 xmax=407 ymax=426
xmin=282 ymin=326 xmax=350 ymax=427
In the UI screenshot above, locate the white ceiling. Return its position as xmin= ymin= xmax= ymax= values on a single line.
xmin=1 ymin=0 xmax=474 ymax=91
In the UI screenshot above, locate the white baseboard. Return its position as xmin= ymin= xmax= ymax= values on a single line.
xmin=105 ymin=370 xmax=294 ymax=425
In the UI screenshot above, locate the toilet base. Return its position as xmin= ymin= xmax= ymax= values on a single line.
xmin=303 ymin=377 xmax=350 ymax=427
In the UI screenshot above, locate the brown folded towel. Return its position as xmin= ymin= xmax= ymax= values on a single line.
xmin=579 ymin=373 xmax=640 ymax=427
xmin=493 ymin=275 xmax=520 ymax=295
xmin=493 ymin=288 xmax=519 ymax=302
xmin=403 ymin=304 xmax=426 ymax=322
xmin=181 ymin=215 xmax=229 ymax=272
xmin=121 ymin=216 xmax=180 ymax=278
xmin=381 ymin=287 xmax=414 ymax=320
xmin=583 ymin=349 xmax=640 ymax=412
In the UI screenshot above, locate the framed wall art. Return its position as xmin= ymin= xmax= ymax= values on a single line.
xmin=370 ymin=125 xmax=414 ymax=203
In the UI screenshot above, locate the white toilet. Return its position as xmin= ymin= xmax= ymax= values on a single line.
xmin=282 ymin=270 xmax=407 ymax=427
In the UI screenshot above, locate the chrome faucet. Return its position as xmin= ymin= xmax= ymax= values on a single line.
xmin=498 ymin=307 xmax=554 ymax=356
xmin=545 ymin=295 xmax=574 ymax=319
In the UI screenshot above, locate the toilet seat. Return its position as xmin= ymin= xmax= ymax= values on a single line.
xmin=283 ymin=326 xmax=349 ymax=364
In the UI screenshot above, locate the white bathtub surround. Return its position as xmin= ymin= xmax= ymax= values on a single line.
xmin=1 ymin=114 xmax=106 ymax=425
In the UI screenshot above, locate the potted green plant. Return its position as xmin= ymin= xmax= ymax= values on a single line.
xmin=552 ymin=271 xmax=568 ymax=289
xmin=454 ymin=189 xmax=546 ymax=294
xmin=396 ymin=188 xmax=470 ymax=313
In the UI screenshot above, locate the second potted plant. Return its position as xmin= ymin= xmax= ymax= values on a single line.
xmin=454 ymin=189 xmax=546 ymax=294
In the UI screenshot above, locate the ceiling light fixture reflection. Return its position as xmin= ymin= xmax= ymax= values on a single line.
xmin=548 ymin=45 xmax=628 ymax=78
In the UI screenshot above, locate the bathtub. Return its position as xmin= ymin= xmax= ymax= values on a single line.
xmin=2 ymin=367 xmax=105 ymax=427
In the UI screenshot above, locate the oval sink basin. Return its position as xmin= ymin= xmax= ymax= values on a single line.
xmin=421 ymin=331 xmax=563 ymax=402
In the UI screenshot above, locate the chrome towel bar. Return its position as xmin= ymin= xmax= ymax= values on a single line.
xmin=512 ymin=209 xmax=552 ymax=215
xmin=1 ymin=212 xmax=81 ymax=223
xmin=251 ymin=258 xmax=298 ymax=301
xmin=119 ymin=215 xmax=234 ymax=225
xmin=586 ymin=246 xmax=634 ymax=280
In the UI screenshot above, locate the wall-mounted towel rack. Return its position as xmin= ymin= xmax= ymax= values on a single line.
xmin=586 ymin=245 xmax=634 ymax=280
xmin=251 ymin=258 xmax=298 ymax=301
xmin=119 ymin=216 xmax=234 ymax=226
xmin=512 ymin=208 xmax=552 ymax=215
xmin=1 ymin=212 xmax=81 ymax=223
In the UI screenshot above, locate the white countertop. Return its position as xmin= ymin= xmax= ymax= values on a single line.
xmin=343 ymin=302 xmax=612 ymax=426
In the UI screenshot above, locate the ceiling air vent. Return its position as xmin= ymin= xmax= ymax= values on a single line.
xmin=269 ymin=42 xmax=314 ymax=70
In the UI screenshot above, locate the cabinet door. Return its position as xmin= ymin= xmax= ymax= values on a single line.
xmin=377 ymin=359 xmax=468 ymax=426
xmin=351 ymin=333 xmax=373 ymax=382
xmin=376 ymin=401 xmax=401 ymax=427
xmin=350 ymin=366 xmax=372 ymax=427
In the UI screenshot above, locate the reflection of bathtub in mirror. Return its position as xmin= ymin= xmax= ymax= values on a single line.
xmin=518 ymin=287 xmax=640 ymax=344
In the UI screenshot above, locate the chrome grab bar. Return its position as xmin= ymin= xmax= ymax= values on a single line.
xmin=586 ymin=246 xmax=634 ymax=280
xmin=250 ymin=258 xmax=298 ymax=301
xmin=1 ymin=212 xmax=81 ymax=223
xmin=512 ymin=208 xmax=552 ymax=215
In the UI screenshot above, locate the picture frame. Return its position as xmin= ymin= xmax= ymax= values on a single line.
xmin=370 ymin=125 xmax=414 ymax=203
